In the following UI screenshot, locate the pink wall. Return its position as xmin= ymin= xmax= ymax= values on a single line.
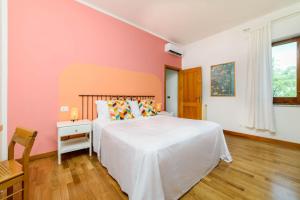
xmin=8 ymin=0 xmax=181 ymax=156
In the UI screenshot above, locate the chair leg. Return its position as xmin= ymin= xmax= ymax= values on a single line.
xmin=7 ymin=186 xmax=13 ymax=200
xmin=22 ymin=180 xmax=24 ymax=200
xmin=23 ymin=179 xmax=28 ymax=200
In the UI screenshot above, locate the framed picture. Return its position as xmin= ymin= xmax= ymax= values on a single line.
xmin=211 ymin=62 xmax=235 ymax=96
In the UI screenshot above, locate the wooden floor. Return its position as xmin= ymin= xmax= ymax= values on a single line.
xmin=26 ymin=135 xmax=300 ymax=200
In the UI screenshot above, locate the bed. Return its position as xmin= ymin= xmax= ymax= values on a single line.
xmin=78 ymin=94 xmax=231 ymax=200
xmin=92 ymin=115 xmax=232 ymax=200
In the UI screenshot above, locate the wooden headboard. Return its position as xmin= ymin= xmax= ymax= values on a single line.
xmin=79 ymin=94 xmax=155 ymax=120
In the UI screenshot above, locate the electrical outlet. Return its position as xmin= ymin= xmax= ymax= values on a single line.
xmin=60 ymin=106 xmax=69 ymax=112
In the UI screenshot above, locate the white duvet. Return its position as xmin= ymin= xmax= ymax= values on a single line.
xmin=93 ymin=115 xmax=232 ymax=200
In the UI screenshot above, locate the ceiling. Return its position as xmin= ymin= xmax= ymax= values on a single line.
xmin=78 ymin=0 xmax=300 ymax=45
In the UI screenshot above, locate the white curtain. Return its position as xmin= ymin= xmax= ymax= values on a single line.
xmin=243 ymin=22 xmax=276 ymax=132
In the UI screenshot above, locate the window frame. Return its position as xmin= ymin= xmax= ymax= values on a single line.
xmin=272 ymin=36 xmax=300 ymax=105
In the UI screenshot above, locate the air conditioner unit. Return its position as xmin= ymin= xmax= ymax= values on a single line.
xmin=164 ymin=43 xmax=183 ymax=57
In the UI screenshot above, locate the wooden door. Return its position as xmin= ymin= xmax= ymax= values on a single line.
xmin=178 ymin=67 xmax=202 ymax=119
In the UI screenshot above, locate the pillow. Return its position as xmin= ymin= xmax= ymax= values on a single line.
xmin=127 ymin=100 xmax=142 ymax=118
xmin=138 ymin=100 xmax=157 ymax=117
xmin=95 ymin=100 xmax=110 ymax=120
xmin=107 ymin=100 xmax=134 ymax=120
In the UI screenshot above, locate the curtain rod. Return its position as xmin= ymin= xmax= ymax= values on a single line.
xmin=243 ymin=11 xmax=300 ymax=32
xmin=272 ymin=11 xmax=300 ymax=23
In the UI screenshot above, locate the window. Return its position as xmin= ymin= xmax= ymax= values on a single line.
xmin=272 ymin=37 xmax=300 ymax=104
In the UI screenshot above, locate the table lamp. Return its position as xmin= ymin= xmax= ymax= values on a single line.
xmin=155 ymin=103 xmax=162 ymax=112
xmin=70 ymin=107 xmax=79 ymax=122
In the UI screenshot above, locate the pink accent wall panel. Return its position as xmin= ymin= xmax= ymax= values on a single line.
xmin=8 ymin=0 xmax=181 ymax=156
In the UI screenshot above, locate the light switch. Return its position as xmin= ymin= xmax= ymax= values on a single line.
xmin=60 ymin=106 xmax=69 ymax=112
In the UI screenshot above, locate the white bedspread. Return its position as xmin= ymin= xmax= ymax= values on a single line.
xmin=94 ymin=116 xmax=232 ymax=200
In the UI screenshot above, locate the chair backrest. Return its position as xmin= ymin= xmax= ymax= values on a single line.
xmin=8 ymin=127 xmax=37 ymax=170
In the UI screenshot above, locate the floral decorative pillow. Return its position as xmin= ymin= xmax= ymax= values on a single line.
xmin=138 ymin=100 xmax=157 ymax=117
xmin=107 ymin=100 xmax=134 ymax=120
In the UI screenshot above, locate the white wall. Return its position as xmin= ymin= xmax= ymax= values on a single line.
xmin=166 ymin=69 xmax=178 ymax=116
xmin=182 ymin=3 xmax=300 ymax=143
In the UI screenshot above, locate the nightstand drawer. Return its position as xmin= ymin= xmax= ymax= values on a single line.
xmin=158 ymin=111 xmax=174 ymax=116
xmin=58 ymin=124 xmax=91 ymax=136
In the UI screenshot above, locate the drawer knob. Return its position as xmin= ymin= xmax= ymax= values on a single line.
xmin=75 ymin=129 xmax=78 ymax=132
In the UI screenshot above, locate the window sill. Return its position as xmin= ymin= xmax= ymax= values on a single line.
xmin=273 ymin=104 xmax=300 ymax=107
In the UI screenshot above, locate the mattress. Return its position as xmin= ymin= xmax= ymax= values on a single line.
xmin=93 ymin=115 xmax=232 ymax=200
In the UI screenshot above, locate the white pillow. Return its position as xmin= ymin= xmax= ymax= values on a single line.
xmin=95 ymin=100 xmax=110 ymax=120
xmin=127 ymin=100 xmax=141 ymax=118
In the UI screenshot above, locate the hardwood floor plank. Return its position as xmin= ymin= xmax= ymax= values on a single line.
xmin=28 ymin=135 xmax=300 ymax=200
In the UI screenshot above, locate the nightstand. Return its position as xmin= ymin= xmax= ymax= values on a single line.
xmin=57 ymin=120 xmax=92 ymax=165
xmin=157 ymin=111 xmax=174 ymax=117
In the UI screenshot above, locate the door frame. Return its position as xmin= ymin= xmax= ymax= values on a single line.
xmin=1 ymin=0 xmax=8 ymax=160
xmin=164 ymin=65 xmax=180 ymax=112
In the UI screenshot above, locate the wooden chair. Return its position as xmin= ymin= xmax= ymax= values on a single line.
xmin=0 ymin=127 xmax=37 ymax=200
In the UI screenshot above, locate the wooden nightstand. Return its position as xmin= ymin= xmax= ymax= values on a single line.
xmin=57 ymin=120 xmax=92 ymax=165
